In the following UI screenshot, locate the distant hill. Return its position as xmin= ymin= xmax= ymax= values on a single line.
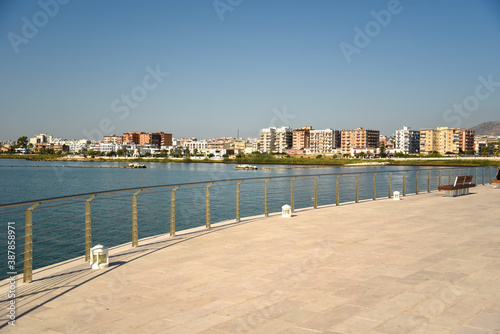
xmin=469 ymin=121 xmax=500 ymax=136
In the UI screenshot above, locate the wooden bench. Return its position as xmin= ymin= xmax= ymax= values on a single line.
xmin=491 ymin=179 xmax=500 ymax=188
xmin=438 ymin=175 xmax=475 ymax=197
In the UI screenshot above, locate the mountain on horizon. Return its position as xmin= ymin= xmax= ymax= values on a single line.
xmin=469 ymin=121 xmax=500 ymax=136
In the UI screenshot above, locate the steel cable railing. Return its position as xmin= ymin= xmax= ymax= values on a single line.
xmin=0 ymin=166 xmax=496 ymax=283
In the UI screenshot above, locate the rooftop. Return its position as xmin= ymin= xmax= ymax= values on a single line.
xmin=2 ymin=185 xmax=500 ymax=333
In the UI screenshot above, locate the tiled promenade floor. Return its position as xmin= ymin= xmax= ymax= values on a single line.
xmin=2 ymin=185 xmax=500 ymax=333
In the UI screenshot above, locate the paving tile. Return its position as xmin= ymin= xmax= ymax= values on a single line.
xmin=3 ymin=186 xmax=500 ymax=334
xmin=374 ymin=313 xmax=428 ymax=334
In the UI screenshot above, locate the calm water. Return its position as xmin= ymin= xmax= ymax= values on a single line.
xmin=0 ymin=158 xmax=432 ymax=205
xmin=1 ymin=158 xmax=485 ymax=277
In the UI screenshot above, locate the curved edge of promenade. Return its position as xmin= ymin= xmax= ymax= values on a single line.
xmin=1 ymin=184 xmax=500 ymax=333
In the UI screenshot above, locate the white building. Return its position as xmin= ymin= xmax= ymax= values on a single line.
xmin=309 ymin=129 xmax=340 ymax=154
xmin=29 ymin=134 xmax=53 ymax=145
xmin=395 ymin=126 xmax=420 ymax=154
xmin=259 ymin=127 xmax=292 ymax=153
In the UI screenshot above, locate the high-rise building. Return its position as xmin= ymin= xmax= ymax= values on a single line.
xmin=122 ymin=131 xmax=142 ymax=144
xmin=420 ymin=127 xmax=460 ymax=155
xmin=274 ymin=127 xmax=292 ymax=153
xmin=309 ymin=129 xmax=340 ymax=154
xmin=259 ymin=127 xmax=275 ymax=153
xmin=341 ymin=128 xmax=380 ymax=152
xmin=395 ymin=126 xmax=420 ymax=154
xmin=259 ymin=127 xmax=292 ymax=153
xmin=459 ymin=129 xmax=475 ymax=153
xmin=292 ymin=127 xmax=312 ymax=150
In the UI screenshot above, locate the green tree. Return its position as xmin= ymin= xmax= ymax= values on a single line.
xmin=482 ymin=146 xmax=490 ymax=156
xmin=16 ymin=136 xmax=28 ymax=148
xmin=379 ymin=142 xmax=387 ymax=158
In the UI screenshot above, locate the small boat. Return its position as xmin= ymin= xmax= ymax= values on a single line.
xmin=235 ymin=164 xmax=258 ymax=170
xmin=127 ymin=163 xmax=146 ymax=168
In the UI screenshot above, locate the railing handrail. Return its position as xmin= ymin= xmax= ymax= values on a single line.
xmin=0 ymin=166 xmax=490 ymax=209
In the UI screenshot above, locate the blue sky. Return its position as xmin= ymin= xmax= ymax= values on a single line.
xmin=1 ymin=0 xmax=500 ymax=141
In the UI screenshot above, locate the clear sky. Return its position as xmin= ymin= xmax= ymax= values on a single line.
xmin=1 ymin=0 xmax=500 ymax=141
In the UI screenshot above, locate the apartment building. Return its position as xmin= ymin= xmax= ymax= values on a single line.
xmin=341 ymin=128 xmax=380 ymax=152
xmin=309 ymin=129 xmax=340 ymax=154
xmin=459 ymin=129 xmax=475 ymax=152
xmin=395 ymin=126 xmax=420 ymax=154
xmin=292 ymin=127 xmax=312 ymax=150
xmin=420 ymin=127 xmax=460 ymax=154
xmin=122 ymin=131 xmax=142 ymax=144
xmin=275 ymin=127 xmax=292 ymax=153
xmin=259 ymin=127 xmax=292 ymax=153
xmin=122 ymin=131 xmax=172 ymax=148
xmin=103 ymin=134 xmax=123 ymax=144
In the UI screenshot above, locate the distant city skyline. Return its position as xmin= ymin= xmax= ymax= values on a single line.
xmin=2 ymin=1 xmax=500 ymax=141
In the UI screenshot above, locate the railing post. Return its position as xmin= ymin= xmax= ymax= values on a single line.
xmin=290 ymin=178 xmax=296 ymax=213
xmin=491 ymin=167 xmax=493 ymax=182
xmin=467 ymin=168 xmax=470 ymax=176
xmin=24 ymin=202 xmax=40 ymax=283
xmin=355 ymin=174 xmax=359 ymax=203
xmin=475 ymin=168 xmax=478 ymax=186
xmin=206 ymin=183 xmax=213 ymax=229
xmin=439 ymin=170 xmax=442 ymax=187
xmin=458 ymin=169 xmax=461 ymax=176
xmin=336 ymin=175 xmax=340 ymax=206
xmin=85 ymin=195 xmax=96 ymax=261
xmin=314 ymin=176 xmax=320 ymax=208
xmin=264 ymin=179 xmax=270 ymax=217
xmin=427 ymin=171 xmax=431 ymax=193
xmin=483 ymin=167 xmax=485 ymax=185
xmin=403 ymin=172 xmax=407 ymax=196
xmin=388 ymin=172 xmax=393 ymax=198
xmin=132 ymin=189 xmax=142 ymax=247
xmin=373 ymin=173 xmax=377 ymax=200
xmin=236 ymin=180 xmax=243 ymax=222
xmin=449 ymin=170 xmax=452 ymax=185
xmin=170 ymin=186 xmax=180 ymax=237
xmin=416 ymin=171 xmax=420 ymax=195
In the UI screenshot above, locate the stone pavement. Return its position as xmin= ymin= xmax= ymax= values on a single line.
xmin=1 ymin=185 xmax=500 ymax=333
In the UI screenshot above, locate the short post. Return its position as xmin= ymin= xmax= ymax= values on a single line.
xmin=355 ymin=174 xmax=359 ymax=203
xmin=132 ymin=189 xmax=142 ymax=247
xmin=290 ymin=178 xmax=296 ymax=213
xmin=388 ymin=172 xmax=393 ymax=198
xmin=491 ymin=167 xmax=493 ymax=182
xmin=336 ymin=175 xmax=340 ymax=206
xmin=170 ymin=186 xmax=180 ymax=237
xmin=427 ymin=171 xmax=431 ymax=193
xmin=206 ymin=183 xmax=213 ymax=229
xmin=85 ymin=195 xmax=96 ymax=261
xmin=483 ymin=167 xmax=485 ymax=185
xmin=438 ymin=170 xmax=442 ymax=187
xmin=458 ymin=169 xmax=461 ymax=177
xmin=24 ymin=202 xmax=41 ymax=283
xmin=264 ymin=179 xmax=270 ymax=217
xmin=449 ymin=170 xmax=452 ymax=185
xmin=467 ymin=168 xmax=470 ymax=176
xmin=475 ymin=168 xmax=478 ymax=186
xmin=314 ymin=176 xmax=320 ymax=208
xmin=416 ymin=171 xmax=420 ymax=195
xmin=403 ymin=172 xmax=407 ymax=196
xmin=373 ymin=173 xmax=377 ymax=200
xmin=236 ymin=180 xmax=243 ymax=222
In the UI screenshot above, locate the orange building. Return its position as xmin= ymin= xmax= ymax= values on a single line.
xmin=341 ymin=128 xmax=380 ymax=152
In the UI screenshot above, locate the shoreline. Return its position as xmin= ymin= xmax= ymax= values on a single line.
xmin=0 ymin=154 xmax=499 ymax=168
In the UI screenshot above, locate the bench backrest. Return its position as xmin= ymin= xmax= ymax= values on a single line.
xmin=453 ymin=175 xmax=473 ymax=186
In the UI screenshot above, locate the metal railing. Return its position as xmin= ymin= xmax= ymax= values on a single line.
xmin=0 ymin=166 xmax=496 ymax=283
